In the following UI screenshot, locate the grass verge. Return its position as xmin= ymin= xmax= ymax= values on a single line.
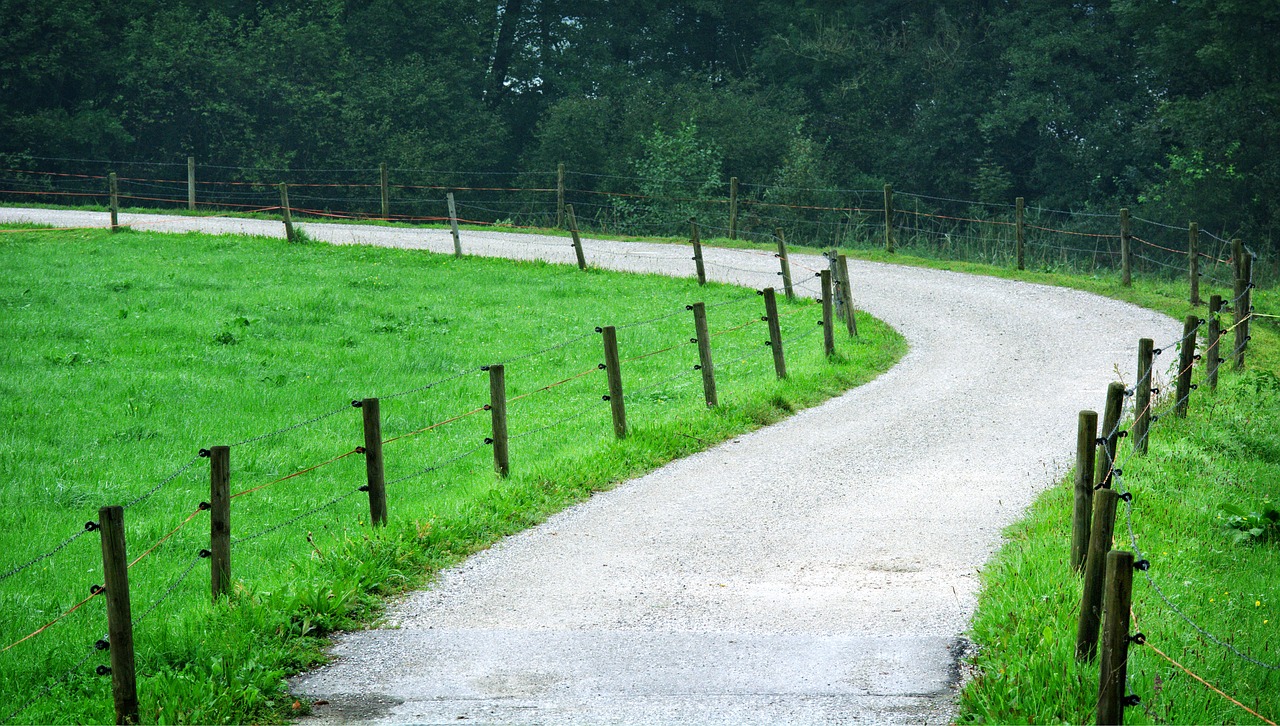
xmin=953 ymin=267 xmax=1280 ymax=720
xmin=0 ymin=225 xmax=904 ymax=724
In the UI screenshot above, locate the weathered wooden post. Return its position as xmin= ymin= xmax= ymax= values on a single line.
xmin=728 ymin=176 xmax=739 ymax=240
xmin=556 ymin=162 xmax=566 ymax=229
xmin=379 ymin=162 xmax=390 ymax=219
xmin=1188 ymin=222 xmax=1200 ymax=305
xmin=763 ymin=288 xmax=786 ymax=379
xmin=209 ymin=446 xmax=231 ymax=600
xmin=1016 ymin=196 xmax=1026 ymax=270
xmin=883 ymin=183 xmax=895 ymax=253
xmin=691 ymin=302 xmax=717 ymax=407
xmin=1206 ymin=296 xmax=1222 ymax=390
xmin=187 ymin=156 xmax=196 ymax=211
xmin=447 ymin=191 xmax=463 ymax=258
xmin=1096 ymin=550 xmax=1135 ymax=725
xmin=690 ymin=218 xmax=707 ymax=285
xmin=1120 ymin=208 xmax=1131 ymax=287
xmin=1174 ymin=315 xmax=1198 ymax=418
xmin=567 ymin=204 xmax=587 ymax=270
xmin=1076 ymin=488 xmax=1121 ymax=662
xmin=488 ymin=365 xmax=509 ymax=476
xmin=1095 ymin=383 xmax=1124 ymax=489
xmin=1233 ymin=243 xmax=1253 ymax=370
xmin=279 ymin=183 xmax=296 ymax=243
xmin=600 ymin=327 xmax=627 ymax=438
xmin=820 ymin=269 xmax=835 ymax=357
xmin=774 ymin=228 xmax=795 ymax=300
xmin=359 ymin=398 xmax=387 ymax=526
xmin=99 ymin=505 xmax=140 ymax=724
xmin=109 ymin=172 xmax=120 ymax=232
xmin=838 ymin=254 xmax=857 ymax=337
xmin=1133 ymin=339 xmax=1153 ymax=456
xmin=1071 ymin=410 xmax=1099 ymax=572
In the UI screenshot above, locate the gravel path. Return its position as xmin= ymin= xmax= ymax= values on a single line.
xmin=3 ymin=209 xmax=1179 ymax=723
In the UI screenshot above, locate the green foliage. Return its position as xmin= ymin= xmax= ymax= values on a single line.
xmin=615 ymin=122 xmax=724 ymax=234
xmin=1220 ymin=501 xmax=1280 ymax=545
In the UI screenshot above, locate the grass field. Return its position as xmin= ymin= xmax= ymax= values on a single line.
xmin=0 ymin=225 xmax=904 ymax=724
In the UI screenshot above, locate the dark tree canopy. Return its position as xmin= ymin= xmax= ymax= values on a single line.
xmin=1 ymin=0 xmax=1275 ymax=248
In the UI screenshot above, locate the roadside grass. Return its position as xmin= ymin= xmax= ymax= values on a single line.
xmin=0 ymin=225 xmax=904 ymax=724
xmin=951 ymin=276 xmax=1280 ymax=718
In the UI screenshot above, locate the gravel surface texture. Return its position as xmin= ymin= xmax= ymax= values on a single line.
xmin=3 ymin=209 xmax=1180 ymax=724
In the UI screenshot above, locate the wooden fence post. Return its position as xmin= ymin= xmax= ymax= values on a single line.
xmin=187 ymin=156 xmax=196 ymax=211
xmin=98 ymin=505 xmax=140 ymax=725
xmin=883 ymin=183 xmax=895 ymax=253
xmin=109 ymin=172 xmax=120 ymax=232
xmin=279 ymin=183 xmax=296 ymax=243
xmin=1095 ymin=382 xmax=1124 ymax=489
xmin=380 ymin=162 xmax=390 ymax=219
xmin=1016 ymin=196 xmax=1026 ymax=270
xmin=488 ymin=365 xmax=509 ymax=476
xmin=820 ymin=270 xmax=835 ymax=357
xmin=774 ymin=228 xmax=795 ymax=299
xmin=763 ymin=288 xmax=786 ymax=379
xmin=1120 ymin=208 xmax=1131 ymax=287
xmin=1076 ymin=489 xmax=1121 ymax=662
xmin=1072 ymin=410 xmax=1099 ymax=572
xmin=567 ymin=204 xmax=587 ymax=270
xmin=600 ymin=327 xmax=627 ymax=438
xmin=1133 ymin=339 xmax=1153 ymax=456
xmin=690 ymin=218 xmax=707 ymax=285
xmin=556 ymin=162 xmax=565 ymax=229
xmin=360 ymin=398 xmax=387 ymax=526
xmin=447 ymin=191 xmax=462 ymax=258
xmin=1206 ymin=295 xmax=1222 ymax=390
xmin=1234 ymin=246 xmax=1253 ymax=370
xmin=1188 ymin=222 xmax=1200 ymax=306
xmin=838 ymin=254 xmax=857 ymax=337
xmin=209 ymin=446 xmax=230 ymax=600
xmin=1096 ymin=550 xmax=1135 ymax=725
xmin=728 ymin=176 xmax=739 ymax=240
xmin=1174 ymin=315 xmax=1198 ymax=418
xmin=691 ymin=302 xmax=717 ymax=407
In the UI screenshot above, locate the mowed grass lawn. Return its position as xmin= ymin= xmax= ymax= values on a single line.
xmin=0 ymin=225 xmax=904 ymax=724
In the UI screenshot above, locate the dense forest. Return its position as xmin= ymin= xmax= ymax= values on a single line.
xmin=1 ymin=0 xmax=1277 ymax=250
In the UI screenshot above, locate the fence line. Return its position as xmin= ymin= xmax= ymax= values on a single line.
xmin=0 ymin=242 xmax=845 ymax=722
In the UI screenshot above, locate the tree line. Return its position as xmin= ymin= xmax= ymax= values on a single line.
xmin=2 ymin=0 xmax=1276 ymax=251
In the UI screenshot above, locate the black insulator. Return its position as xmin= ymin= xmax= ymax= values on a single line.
xmin=351 ymin=400 xmax=363 ymax=408
xmin=1134 ymin=559 xmax=1151 ymax=571
xmin=96 ymin=665 xmax=112 ymax=676
xmin=84 ymin=521 xmax=100 ymax=532
xmin=94 ymin=639 xmax=110 ymax=651
xmin=198 ymin=449 xmax=211 ymax=458
xmin=358 ymin=485 xmax=370 ymax=492
xmin=198 ymin=549 xmax=211 ymax=558
xmin=198 ymin=502 xmax=211 ymax=511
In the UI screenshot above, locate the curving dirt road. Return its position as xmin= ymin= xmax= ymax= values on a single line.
xmin=2 ymin=209 xmax=1179 ymax=723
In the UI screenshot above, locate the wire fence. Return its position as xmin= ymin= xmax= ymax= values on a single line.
xmin=1073 ymin=276 xmax=1274 ymax=723
xmin=0 ymin=246 xmax=841 ymax=722
xmin=0 ymin=157 xmax=1261 ymax=287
